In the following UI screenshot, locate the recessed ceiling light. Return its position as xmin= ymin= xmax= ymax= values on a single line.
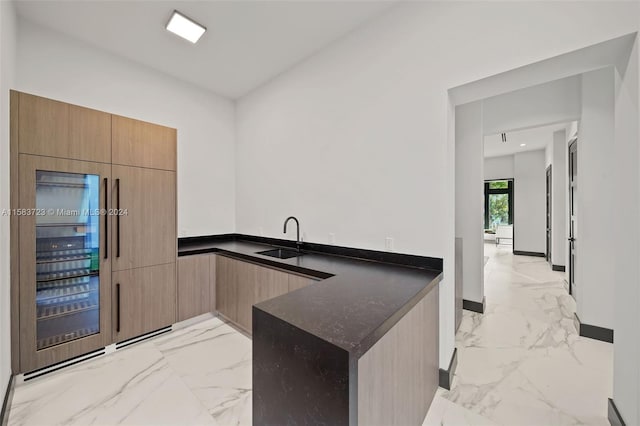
xmin=520 ymin=143 xmax=527 ymax=147
xmin=166 ymin=10 xmax=206 ymax=44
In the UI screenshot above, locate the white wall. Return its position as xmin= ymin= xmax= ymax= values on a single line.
xmin=513 ymin=150 xmax=546 ymax=254
xmin=15 ymin=19 xmax=237 ymax=238
xmin=455 ymin=102 xmax=484 ymax=304
xmin=612 ymin=34 xmax=640 ymax=425
xmin=234 ymin=1 xmax=639 ymax=370
xmin=483 ymin=76 xmax=581 ymax=135
xmin=484 ymin=155 xmax=514 ymax=180
xmin=576 ymin=67 xmax=615 ymax=330
xmin=551 ymin=130 xmax=567 ymax=267
xmin=0 ymin=0 xmax=16 ymax=405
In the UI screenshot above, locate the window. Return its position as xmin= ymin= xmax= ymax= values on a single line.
xmin=484 ymin=179 xmax=513 ymax=230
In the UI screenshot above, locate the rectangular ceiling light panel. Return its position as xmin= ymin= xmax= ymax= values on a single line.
xmin=166 ymin=10 xmax=206 ymax=44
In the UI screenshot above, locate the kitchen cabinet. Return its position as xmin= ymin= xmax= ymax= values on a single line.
xmin=112 ymin=115 xmax=177 ymax=171
xmin=215 ymin=255 xmax=314 ymax=334
xmin=11 ymin=91 xmax=178 ymax=374
xmin=177 ymin=254 xmax=216 ymax=322
xmin=111 ymin=165 xmax=176 ymax=271
xmin=237 ymin=262 xmax=290 ymax=331
xmin=216 ymin=255 xmax=239 ymax=322
xmin=112 ymin=263 xmax=176 ymax=342
xmin=18 ymin=92 xmax=112 ymax=163
xmin=288 ymin=274 xmax=313 ymax=292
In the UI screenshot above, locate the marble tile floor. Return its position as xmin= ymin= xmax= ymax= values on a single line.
xmin=438 ymin=244 xmax=613 ymax=426
xmin=7 ymin=244 xmax=611 ymax=426
xmin=8 ymin=317 xmax=252 ymax=426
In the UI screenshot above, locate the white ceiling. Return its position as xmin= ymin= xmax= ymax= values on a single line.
xmin=484 ymin=123 xmax=570 ymax=158
xmin=15 ymin=0 xmax=396 ymax=99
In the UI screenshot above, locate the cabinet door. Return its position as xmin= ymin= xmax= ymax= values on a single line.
xmin=216 ymin=256 xmax=238 ymax=322
xmin=111 ymin=165 xmax=176 ymax=270
xmin=113 ymin=263 xmax=176 ymax=342
xmin=112 ymin=115 xmax=176 ymax=171
xmin=236 ymin=261 xmax=258 ymax=332
xmin=18 ymin=92 xmax=111 ymax=163
xmin=18 ymin=154 xmax=112 ymax=373
xmin=288 ymin=274 xmax=313 ymax=292
xmin=18 ymin=92 xmax=68 ymax=158
xmin=177 ymin=255 xmax=212 ymax=322
xmin=238 ymin=263 xmax=289 ymax=334
xmin=68 ymin=105 xmax=112 ymax=163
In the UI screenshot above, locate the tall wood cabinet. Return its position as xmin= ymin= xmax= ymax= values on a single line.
xmin=11 ymin=91 xmax=177 ymax=373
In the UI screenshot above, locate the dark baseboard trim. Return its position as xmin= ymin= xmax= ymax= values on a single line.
xmin=552 ymin=264 xmax=566 ymax=272
xmin=463 ymin=297 xmax=486 ymax=314
xmin=438 ymin=348 xmax=457 ymax=390
xmin=574 ymin=313 xmax=614 ymax=343
xmin=1 ymin=375 xmax=14 ymax=426
xmin=513 ymin=250 xmax=546 ymax=257
xmin=608 ymin=398 xmax=626 ymax=426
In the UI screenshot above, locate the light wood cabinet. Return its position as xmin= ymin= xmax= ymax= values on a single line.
xmin=11 ymin=91 xmax=178 ymax=373
xmin=18 ymin=93 xmax=68 ymax=157
xmin=17 ymin=92 xmax=112 ymax=163
xmin=216 ymin=255 xmax=239 ymax=322
xmin=111 ymin=165 xmax=176 ymax=271
xmin=236 ymin=262 xmax=289 ymax=331
xmin=112 ymin=263 xmax=176 ymax=342
xmin=215 ymin=255 xmax=314 ymax=334
xmin=112 ymin=115 xmax=177 ymax=171
xmin=236 ymin=261 xmax=259 ymax=331
xmin=177 ymin=254 xmax=216 ymax=322
xmin=288 ymin=274 xmax=313 ymax=292
xmin=69 ymin=105 xmax=112 ymax=163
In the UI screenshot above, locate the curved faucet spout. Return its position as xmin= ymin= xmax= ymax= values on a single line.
xmin=283 ymin=216 xmax=301 ymax=252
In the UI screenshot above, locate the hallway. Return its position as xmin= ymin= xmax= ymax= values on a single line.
xmin=437 ymin=244 xmax=613 ymax=425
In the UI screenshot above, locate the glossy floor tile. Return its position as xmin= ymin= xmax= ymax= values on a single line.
xmin=8 ymin=245 xmax=609 ymax=426
xmin=438 ymin=244 xmax=613 ymax=426
xmin=8 ymin=316 xmax=251 ymax=426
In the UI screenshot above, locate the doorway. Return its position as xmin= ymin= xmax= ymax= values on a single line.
xmin=568 ymin=139 xmax=578 ymax=296
xmin=483 ymin=179 xmax=514 ymax=246
xmin=546 ymin=165 xmax=552 ymax=265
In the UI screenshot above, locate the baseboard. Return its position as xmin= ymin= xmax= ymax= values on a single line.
xmin=438 ymin=348 xmax=458 ymax=390
xmin=463 ymin=297 xmax=486 ymax=314
xmin=1 ymin=375 xmax=14 ymax=426
xmin=608 ymin=398 xmax=626 ymax=426
xmin=513 ymin=250 xmax=546 ymax=257
xmin=552 ymin=264 xmax=566 ymax=272
xmin=573 ymin=313 xmax=614 ymax=343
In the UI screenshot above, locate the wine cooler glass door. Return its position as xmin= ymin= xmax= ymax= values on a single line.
xmin=35 ymin=170 xmax=101 ymax=350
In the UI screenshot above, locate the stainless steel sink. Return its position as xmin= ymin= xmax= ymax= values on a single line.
xmin=256 ymin=248 xmax=304 ymax=259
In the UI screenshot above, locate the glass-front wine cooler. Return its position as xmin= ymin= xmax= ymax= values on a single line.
xmin=35 ymin=170 xmax=101 ymax=350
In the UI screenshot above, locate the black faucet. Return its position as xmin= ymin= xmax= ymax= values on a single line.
xmin=283 ymin=216 xmax=301 ymax=252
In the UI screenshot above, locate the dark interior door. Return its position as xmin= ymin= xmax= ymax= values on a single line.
xmin=546 ymin=165 xmax=552 ymax=265
xmin=568 ymin=140 xmax=578 ymax=296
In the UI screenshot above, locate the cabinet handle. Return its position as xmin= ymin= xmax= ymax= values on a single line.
xmin=116 ymin=178 xmax=121 ymax=258
xmin=104 ymin=178 xmax=108 ymax=259
xmin=116 ymin=283 xmax=121 ymax=333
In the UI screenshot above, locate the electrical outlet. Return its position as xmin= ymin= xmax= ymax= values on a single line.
xmin=328 ymin=233 xmax=336 ymax=245
xmin=385 ymin=237 xmax=394 ymax=252
xmin=180 ymin=229 xmax=187 ymax=237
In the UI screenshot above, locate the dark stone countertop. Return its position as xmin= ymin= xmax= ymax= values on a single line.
xmin=179 ymin=238 xmax=442 ymax=358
